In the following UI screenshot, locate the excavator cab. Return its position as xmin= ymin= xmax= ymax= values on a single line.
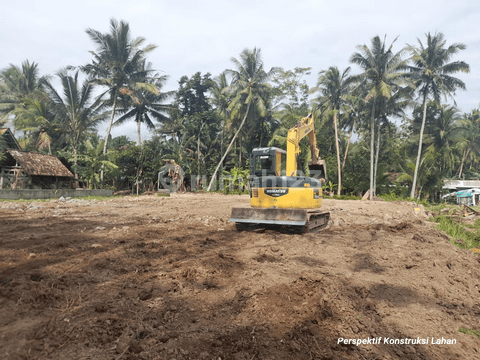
xmin=251 ymin=147 xmax=286 ymax=177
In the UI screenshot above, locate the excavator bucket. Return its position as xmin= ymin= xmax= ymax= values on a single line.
xmin=230 ymin=207 xmax=330 ymax=232
xmin=308 ymin=159 xmax=327 ymax=182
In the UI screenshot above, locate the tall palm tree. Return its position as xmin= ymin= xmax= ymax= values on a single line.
xmin=457 ymin=109 xmax=480 ymax=178
xmin=228 ymin=48 xmax=278 ymax=148
xmin=424 ymin=104 xmax=462 ymax=176
xmin=45 ymin=69 xmax=106 ymax=178
xmin=350 ymin=35 xmax=409 ymax=199
xmin=341 ymin=92 xmax=364 ymax=171
xmin=82 ymin=18 xmax=158 ymax=158
xmin=211 ymin=71 xmax=233 ymax=163
xmin=207 ymin=47 xmax=277 ymax=191
xmin=0 ymin=60 xmax=49 ymax=124
xmin=315 ymin=66 xmax=353 ymax=195
xmin=408 ymin=32 xmax=470 ymax=198
xmin=114 ymin=70 xmax=172 ymax=146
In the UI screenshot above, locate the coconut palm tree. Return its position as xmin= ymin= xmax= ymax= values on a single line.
xmin=340 ymin=92 xmax=364 ymax=171
xmin=315 ymin=66 xmax=353 ymax=195
xmin=207 ymin=47 xmax=278 ymax=191
xmin=350 ymin=35 xmax=409 ymax=199
xmin=12 ymin=97 xmax=58 ymax=153
xmin=457 ymin=109 xmax=480 ymax=178
xmin=114 ymin=69 xmax=172 ymax=146
xmin=82 ymin=18 xmax=158 ymax=159
xmin=211 ymin=71 xmax=233 ymax=164
xmin=408 ymin=32 xmax=470 ymax=198
xmin=0 ymin=60 xmax=49 ymax=124
xmin=44 ymin=69 xmax=107 ymax=178
xmin=425 ymin=104 xmax=462 ymax=174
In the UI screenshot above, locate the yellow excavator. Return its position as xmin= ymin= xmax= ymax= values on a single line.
xmin=229 ymin=113 xmax=330 ymax=233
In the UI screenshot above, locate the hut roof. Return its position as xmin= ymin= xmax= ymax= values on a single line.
xmin=0 ymin=128 xmax=21 ymax=150
xmin=6 ymin=150 xmax=73 ymax=177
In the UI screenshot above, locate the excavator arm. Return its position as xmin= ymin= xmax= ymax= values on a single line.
xmin=286 ymin=114 xmax=326 ymax=180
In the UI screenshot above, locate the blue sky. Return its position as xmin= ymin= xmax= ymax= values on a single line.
xmin=2 ymin=0 xmax=479 ymax=139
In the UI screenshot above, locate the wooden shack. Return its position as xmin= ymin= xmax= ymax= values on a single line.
xmin=0 ymin=128 xmax=74 ymax=189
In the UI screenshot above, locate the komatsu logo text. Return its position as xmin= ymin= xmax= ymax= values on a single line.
xmin=264 ymin=189 xmax=289 ymax=197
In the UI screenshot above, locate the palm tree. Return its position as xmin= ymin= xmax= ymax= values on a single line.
xmin=207 ymin=47 xmax=277 ymax=191
xmin=315 ymin=66 xmax=353 ymax=195
xmin=114 ymin=70 xmax=172 ymax=146
xmin=0 ymin=60 xmax=49 ymax=125
xmin=408 ymin=32 xmax=470 ymax=198
xmin=457 ymin=109 xmax=480 ymax=178
xmin=341 ymin=92 xmax=364 ymax=171
xmin=12 ymin=97 xmax=58 ymax=153
xmin=425 ymin=104 xmax=462 ymax=175
xmin=211 ymin=71 xmax=233 ymax=164
xmin=82 ymin=18 xmax=158 ymax=159
xmin=350 ymin=35 xmax=409 ymax=199
xmin=44 ymin=69 xmax=107 ymax=178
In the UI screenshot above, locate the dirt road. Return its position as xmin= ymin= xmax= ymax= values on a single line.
xmin=1 ymin=194 xmax=479 ymax=359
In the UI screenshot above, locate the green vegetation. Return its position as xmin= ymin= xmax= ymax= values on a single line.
xmin=0 ymin=23 xmax=476 ymax=201
xmin=327 ymin=194 xmax=361 ymax=201
xmin=0 ymin=195 xmax=124 ymax=202
xmin=459 ymin=328 xmax=480 ymax=338
xmin=432 ymin=216 xmax=480 ymax=249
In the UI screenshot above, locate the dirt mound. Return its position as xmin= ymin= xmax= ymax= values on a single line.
xmin=1 ymin=195 xmax=479 ymax=359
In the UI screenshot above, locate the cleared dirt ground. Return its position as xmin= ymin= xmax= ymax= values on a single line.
xmin=1 ymin=193 xmax=480 ymax=360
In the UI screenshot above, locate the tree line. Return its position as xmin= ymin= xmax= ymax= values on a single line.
xmin=0 ymin=18 xmax=475 ymax=201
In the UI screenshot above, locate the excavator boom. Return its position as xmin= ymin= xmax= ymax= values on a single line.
xmin=286 ymin=114 xmax=326 ymax=179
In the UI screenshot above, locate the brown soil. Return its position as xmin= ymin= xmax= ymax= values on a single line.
xmin=1 ymin=194 xmax=480 ymax=360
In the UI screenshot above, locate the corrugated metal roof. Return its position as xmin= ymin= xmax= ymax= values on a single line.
xmin=7 ymin=150 xmax=73 ymax=177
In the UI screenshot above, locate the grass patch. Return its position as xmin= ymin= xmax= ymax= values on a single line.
xmin=378 ymin=193 xmax=431 ymax=206
xmin=0 ymin=198 xmax=51 ymax=203
xmin=459 ymin=328 xmax=480 ymax=338
xmin=431 ymin=215 xmax=480 ymax=249
xmin=157 ymin=193 xmax=170 ymax=197
xmin=328 ymin=195 xmax=361 ymax=201
xmin=0 ymin=195 xmax=123 ymax=203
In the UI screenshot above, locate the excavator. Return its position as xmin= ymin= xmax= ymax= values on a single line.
xmin=229 ymin=113 xmax=330 ymax=233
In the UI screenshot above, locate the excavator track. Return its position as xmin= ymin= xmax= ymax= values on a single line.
xmin=231 ymin=207 xmax=330 ymax=234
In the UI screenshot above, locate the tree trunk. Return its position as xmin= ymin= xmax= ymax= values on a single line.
xmin=220 ymin=116 xmax=225 ymax=175
xmin=342 ymin=128 xmax=353 ymax=171
xmin=137 ymin=116 xmax=141 ymax=146
xmin=333 ymin=111 xmax=341 ymax=196
xmin=373 ymin=120 xmax=381 ymax=196
xmin=101 ymin=88 xmax=119 ymax=182
xmin=207 ymin=102 xmax=251 ymax=191
xmin=239 ymin=135 xmax=242 ymax=168
xmin=369 ymin=100 xmax=376 ymax=200
xmin=458 ymin=149 xmax=470 ymax=179
xmin=411 ymin=95 xmax=427 ymax=199
xmin=197 ymin=128 xmax=201 ymax=190
xmin=74 ymin=146 xmax=78 ymax=180
xmin=259 ymin=113 xmax=264 ymax=148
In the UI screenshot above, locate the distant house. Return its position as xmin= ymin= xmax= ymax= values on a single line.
xmin=0 ymin=128 xmax=74 ymax=189
xmin=442 ymin=180 xmax=480 ymax=206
